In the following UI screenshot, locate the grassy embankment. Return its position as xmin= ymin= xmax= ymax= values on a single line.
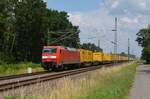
xmin=3 ymin=62 xmax=137 ymax=99
xmin=0 ymin=62 xmax=44 ymax=76
xmin=78 ymin=63 xmax=137 ymax=99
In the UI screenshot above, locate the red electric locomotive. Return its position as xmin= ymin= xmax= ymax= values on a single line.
xmin=41 ymin=46 xmax=80 ymax=71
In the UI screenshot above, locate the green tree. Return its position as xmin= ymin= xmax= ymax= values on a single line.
xmin=13 ymin=1 xmax=80 ymax=62
xmin=0 ymin=0 xmax=80 ymax=63
xmin=136 ymin=25 xmax=150 ymax=63
xmin=136 ymin=25 xmax=150 ymax=47
xmin=120 ymin=52 xmax=127 ymax=56
xmin=0 ymin=0 xmax=7 ymax=52
xmin=81 ymin=43 xmax=103 ymax=52
xmin=0 ymin=0 xmax=16 ymax=63
xmin=14 ymin=0 xmax=48 ymax=62
xmin=46 ymin=10 xmax=80 ymax=48
xmin=141 ymin=47 xmax=150 ymax=63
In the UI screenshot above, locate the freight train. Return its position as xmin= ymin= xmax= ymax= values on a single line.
xmin=41 ymin=46 xmax=131 ymax=71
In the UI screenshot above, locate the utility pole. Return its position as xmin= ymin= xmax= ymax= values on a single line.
xmin=112 ymin=17 xmax=118 ymax=63
xmin=128 ymin=38 xmax=130 ymax=61
xmin=98 ymin=39 xmax=100 ymax=48
xmin=115 ymin=17 xmax=118 ymax=56
xmin=47 ymin=28 xmax=50 ymax=45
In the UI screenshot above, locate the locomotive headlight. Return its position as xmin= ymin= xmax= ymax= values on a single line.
xmin=42 ymin=56 xmax=56 ymax=59
xmin=42 ymin=56 xmax=48 ymax=59
xmin=50 ymin=56 xmax=56 ymax=59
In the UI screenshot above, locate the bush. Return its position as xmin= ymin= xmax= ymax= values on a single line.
xmin=0 ymin=62 xmax=41 ymax=76
xmin=0 ymin=52 xmax=15 ymax=64
xmin=142 ymin=47 xmax=150 ymax=64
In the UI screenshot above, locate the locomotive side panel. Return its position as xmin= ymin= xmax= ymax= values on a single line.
xmin=60 ymin=48 xmax=80 ymax=65
xmin=42 ymin=46 xmax=80 ymax=70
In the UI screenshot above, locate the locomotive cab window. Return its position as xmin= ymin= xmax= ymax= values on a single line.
xmin=43 ymin=48 xmax=57 ymax=54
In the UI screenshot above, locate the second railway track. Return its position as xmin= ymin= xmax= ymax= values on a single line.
xmin=0 ymin=71 xmax=48 ymax=81
xmin=0 ymin=63 xmax=122 ymax=92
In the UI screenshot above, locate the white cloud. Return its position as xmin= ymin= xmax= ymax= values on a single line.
xmin=120 ymin=16 xmax=140 ymax=26
xmin=69 ymin=9 xmax=115 ymax=53
xmin=67 ymin=0 xmax=150 ymax=57
xmin=68 ymin=13 xmax=83 ymax=26
xmin=111 ymin=0 xmax=119 ymax=8
xmin=110 ymin=0 xmax=150 ymax=15
xmin=139 ymin=2 xmax=147 ymax=9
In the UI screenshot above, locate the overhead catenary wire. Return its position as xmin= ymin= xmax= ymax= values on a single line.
xmin=47 ymin=29 xmax=74 ymax=38
xmin=50 ymin=32 xmax=78 ymax=44
xmin=47 ymin=30 xmax=79 ymax=45
xmin=49 ymin=31 xmax=72 ymax=41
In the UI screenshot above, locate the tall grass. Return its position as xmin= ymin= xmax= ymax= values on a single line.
xmin=78 ymin=63 xmax=136 ymax=99
xmin=0 ymin=62 xmax=43 ymax=76
xmin=2 ymin=62 xmax=136 ymax=99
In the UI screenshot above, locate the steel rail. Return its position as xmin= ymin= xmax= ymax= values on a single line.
xmin=0 ymin=71 xmax=48 ymax=81
xmin=0 ymin=63 xmax=121 ymax=92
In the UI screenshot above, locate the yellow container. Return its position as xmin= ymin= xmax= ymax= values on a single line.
xmin=125 ymin=56 xmax=128 ymax=61
xmin=103 ymin=53 xmax=112 ymax=62
xmin=120 ymin=56 xmax=123 ymax=61
xmin=78 ymin=49 xmax=93 ymax=63
xmin=120 ymin=56 xmax=127 ymax=61
xmin=118 ymin=55 xmax=121 ymax=61
xmin=112 ymin=54 xmax=118 ymax=61
xmin=93 ymin=52 xmax=103 ymax=62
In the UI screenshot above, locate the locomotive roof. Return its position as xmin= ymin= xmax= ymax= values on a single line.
xmin=43 ymin=46 xmax=78 ymax=51
xmin=44 ymin=46 xmax=63 ymax=48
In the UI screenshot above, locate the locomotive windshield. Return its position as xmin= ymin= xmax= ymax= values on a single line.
xmin=43 ymin=48 xmax=57 ymax=54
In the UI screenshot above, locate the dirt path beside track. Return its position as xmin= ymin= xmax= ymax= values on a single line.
xmin=129 ymin=65 xmax=150 ymax=99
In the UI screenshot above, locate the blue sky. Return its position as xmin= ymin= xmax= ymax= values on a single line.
xmin=46 ymin=0 xmax=101 ymax=12
xmin=45 ymin=0 xmax=150 ymax=57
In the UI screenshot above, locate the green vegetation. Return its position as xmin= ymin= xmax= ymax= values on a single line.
xmin=136 ymin=25 xmax=150 ymax=64
xmin=81 ymin=43 xmax=103 ymax=52
xmin=0 ymin=62 xmax=43 ymax=76
xmin=0 ymin=0 xmax=102 ymax=75
xmin=0 ymin=0 xmax=80 ymax=63
xmin=78 ymin=63 xmax=136 ymax=99
xmin=3 ymin=63 xmax=136 ymax=99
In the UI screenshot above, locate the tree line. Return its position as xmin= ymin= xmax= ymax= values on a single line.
xmin=0 ymin=0 xmax=80 ymax=63
xmin=0 ymin=0 xmax=102 ymax=64
xmin=136 ymin=25 xmax=150 ymax=64
xmin=81 ymin=43 xmax=103 ymax=52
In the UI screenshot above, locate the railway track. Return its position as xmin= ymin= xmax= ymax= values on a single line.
xmin=0 ymin=63 xmax=121 ymax=92
xmin=0 ymin=71 xmax=48 ymax=81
